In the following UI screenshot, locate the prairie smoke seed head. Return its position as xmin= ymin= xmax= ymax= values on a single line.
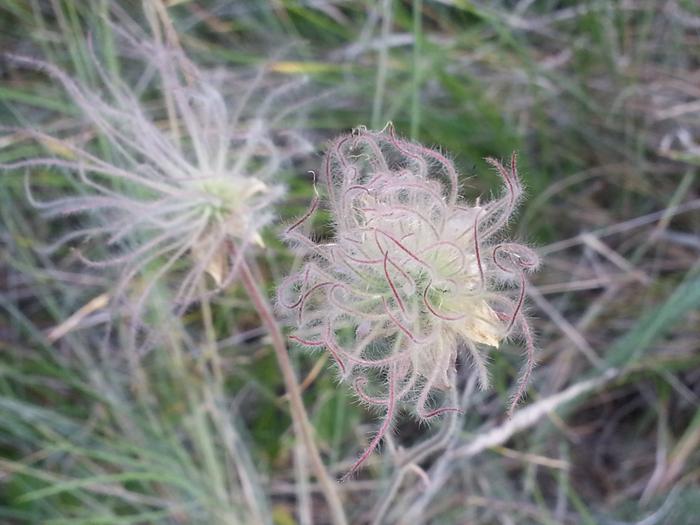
xmin=278 ymin=126 xmax=540 ymax=478
xmin=3 ymin=26 xmax=310 ymax=339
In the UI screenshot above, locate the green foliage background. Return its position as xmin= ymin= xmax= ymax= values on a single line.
xmin=1 ymin=1 xmax=699 ymax=524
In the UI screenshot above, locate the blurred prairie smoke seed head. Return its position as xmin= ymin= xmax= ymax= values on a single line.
xmin=278 ymin=126 xmax=540 ymax=477
xmin=4 ymin=24 xmax=311 ymax=324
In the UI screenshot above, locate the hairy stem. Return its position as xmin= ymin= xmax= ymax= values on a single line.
xmin=238 ymin=257 xmax=348 ymax=525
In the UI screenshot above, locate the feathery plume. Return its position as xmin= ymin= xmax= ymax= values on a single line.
xmin=278 ymin=125 xmax=540 ymax=478
xmin=3 ymin=13 xmax=311 ymax=337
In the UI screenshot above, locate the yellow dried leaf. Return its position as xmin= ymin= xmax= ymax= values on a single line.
xmin=465 ymin=301 xmax=503 ymax=348
xmin=192 ymin=241 xmax=227 ymax=286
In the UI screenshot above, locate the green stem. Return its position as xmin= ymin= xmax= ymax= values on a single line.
xmin=239 ymin=258 xmax=348 ymax=525
xmin=411 ymin=0 xmax=423 ymax=139
xmin=372 ymin=0 xmax=393 ymax=129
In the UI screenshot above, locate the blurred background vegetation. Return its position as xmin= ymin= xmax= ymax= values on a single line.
xmin=1 ymin=1 xmax=699 ymax=524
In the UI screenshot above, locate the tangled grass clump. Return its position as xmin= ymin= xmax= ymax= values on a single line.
xmin=278 ymin=125 xmax=540 ymax=477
